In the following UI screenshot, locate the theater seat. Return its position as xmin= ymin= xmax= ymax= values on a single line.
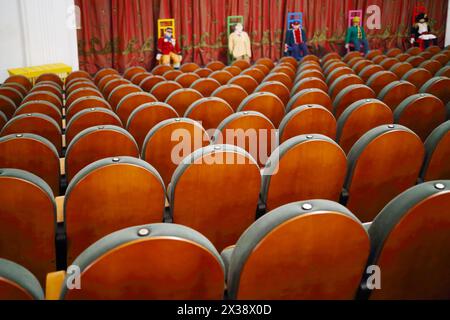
xmin=394 ymin=93 xmax=446 ymax=141
xmin=223 ymin=200 xmax=370 ymax=300
xmin=116 ymin=92 xmax=157 ymax=125
xmin=213 ymin=111 xmax=276 ymax=167
xmin=31 ymin=84 xmax=63 ymax=101
xmin=401 ymin=68 xmax=433 ymax=89
xmin=366 ymin=71 xmax=398 ymax=96
xmin=165 ymin=88 xmax=204 ymax=116
xmin=212 ymin=84 xmax=248 ymax=111
xmin=0 ymin=111 xmax=7 ymax=129
xmin=378 ymin=80 xmax=418 ymax=111
xmin=420 ymin=76 xmax=450 ymax=104
xmin=261 ymin=135 xmax=346 ymax=212
xmin=36 ymin=73 xmax=63 ymax=88
xmin=141 ymin=118 xmax=209 ymax=186
xmin=4 ymin=75 xmax=32 ymax=92
xmin=0 ymin=259 xmax=44 ymax=300
xmin=65 ymin=157 xmax=166 ymax=263
xmin=169 ymin=145 xmax=261 ymax=251
xmin=291 ymin=77 xmax=328 ymax=94
xmin=190 ymin=78 xmax=221 ymax=97
xmin=279 ymin=105 xmax=336 ymax=143
xmin=228 ymin=75 xmax=259 ymax=94
xmin=262 ymin=73 xmax=292 ymax=91
xmin=337 ymin=99 xmax=393 ymax=153
xmin=65 ymin=125 xmax=140 ymax=182
xmin=22 ymin=90 xmax=62 ymax=111
xmin=344 ymin=125 xmax=424 ymax=222
xmin=150 ymin=81 xmax=183 ymax=101
xmin=140 ymin=75 xmax=166 ymax=92
xmin=107 ymin=84 xmax=142 ymax=110
xmin=66 ymin=88 xmax=102 ymax=109
xmin=0 ymin=113 xmax=62 ymax=155
xmin=333 ymin=84 xmax=376 ymax=118
xmin=329 ymin=74 xmax=364 ymax=100
xmin=0 ymin=87 xmax=24 ymax=107
xmin=420 ymin=121 xmax=450 ymax=181
xmin=287 ymin=88 xmax=332 ymax=113
xmin=66 ymin=108 xmax=123 ymax=146
xmin=185 ymin=97 xmax=234 ymax=131
xmin=193 ymin=68 xmax=212 ymax=78
xmin=14 ymin=101 xmax=62 ymax=126
xmin=127 ymin=102 xmax=179 ymax=149
xmin=66 ymin=96 xmax=112 ymax=123
xmin=0 ymin=95 xmax=16 ymax=119
xmin=209 ymin=70 xmax=234 ymax=85
xmin=241 ymin=68 xmax=265 ymax=83
xmin=255 ymin=81 xmax=290 ymax=105
xmin=364 ymin=181 xmax=450 ymax=300
xmin=0 ymin=133 xmax=60 ymax=195
xmin=47 ymin=224 xmax=225 ymax=300
xmin=175 ymin=73 xmax=201 ymax=88
xmin=237 ymin=92 xmax=285 ymax=128
xmin=0 ymin=169 xmax=56 ymax=285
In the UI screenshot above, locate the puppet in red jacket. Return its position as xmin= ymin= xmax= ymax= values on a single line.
xmin=156 ymin=27 xmax=182 ymax=69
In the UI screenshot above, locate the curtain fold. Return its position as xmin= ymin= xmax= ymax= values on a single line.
xmin=76 ymin=0 xmax=448 ymax=74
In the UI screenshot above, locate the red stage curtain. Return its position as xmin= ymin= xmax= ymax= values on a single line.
xmin=76 ymin=0 xmax=448 ymax=74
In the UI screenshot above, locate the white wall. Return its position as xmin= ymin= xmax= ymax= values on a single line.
xmin=446 ymin=0 xmax=450 ymax=46
xmin=0 ymin=0 xmax=79 ymax=83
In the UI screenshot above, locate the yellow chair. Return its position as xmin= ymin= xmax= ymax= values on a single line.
xmin=8 ymin=63 xmax=72 ymax=85
xmin=157 ymin=19 xmax=176 ymax=38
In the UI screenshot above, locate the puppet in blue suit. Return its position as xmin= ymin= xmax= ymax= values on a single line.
xmin=285 ymin=21 xmax=308 ymax=60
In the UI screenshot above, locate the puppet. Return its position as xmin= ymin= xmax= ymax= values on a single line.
xmin=285 ymin=21 xmax=309 ymax=61
xmin=228 ymin=23 xmax=252 ymax=63
xmin=345 ymin=16 xmax=370 ymax=54
xmin=410 ymin=13 xmax=437 ymax=48
xmin=157 ymin=27 xmax=182 ymax=69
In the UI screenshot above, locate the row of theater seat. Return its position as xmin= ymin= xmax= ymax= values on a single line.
xmin=0 ymin=45 xmax=449 ymax=300
xmin=1 ymin=179 xmax=449 ymax=300
xmin=0 ymin=49 xmax=449 ymax=195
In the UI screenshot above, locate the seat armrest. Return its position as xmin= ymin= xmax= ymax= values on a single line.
xmin=59 ymin=158 xmax=66 ymax=176
xmin=55 ymin=196 xmax=65 ymax=223
xmin=221 ymin=245 xmax=236 ymax=280
xmin=46 ymin=271 xmax=66 ymax=300
xmin=340 ymin=188 xmax=349 ymax=206
xmin=363 ymin=222 xmax=372 ymax=231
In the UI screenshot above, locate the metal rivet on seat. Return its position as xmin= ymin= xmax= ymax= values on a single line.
xmin=98 ymin=126 xmax=104 ymax=130
xmin=27 ymin=114 xmax=32 ymax=116
xmin=16 ymin=134 xmax=23 ymax=138
xmin=420 ymin=93 xmax=425 ymax=97
xmin=435 ymin=183 xmax=446 ymax=190
xmin=90 ymin=108 xmax=96 ymax=111
xmin=307 ymin=105 xmax=313 ymax=108
xmin=214 ymin=146 xmax=222 ymax=151
xmin=138 ymin=228 xmax=150 ymax=237
xmin=112 ymin=158 xmax=120 ymax=163
xmin=174 ymin=118 xmax=181 ymax=122
xmin=306 ymin=135 xmax=313 ymax=139
xmin=243 ymin=112 xmax=249 ymax=115
xmin=302 ymin=203 xmax=313 ymax=211
xmin=388 ymin=125 xmax=395 ymax=129
xmin=366 ymin=99 xmax=371 ymax=102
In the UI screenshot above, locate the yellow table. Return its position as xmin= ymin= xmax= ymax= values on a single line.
xmin=8 ymin=63 xmax=72 ymax=84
